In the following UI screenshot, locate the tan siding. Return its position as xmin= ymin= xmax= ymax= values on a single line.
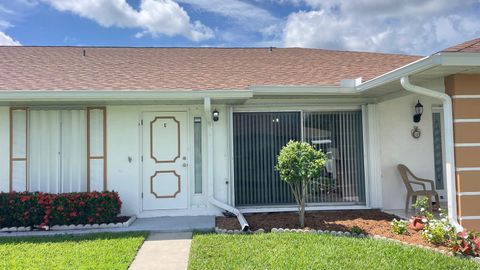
xmin=453 ymin=99 xmax=480 ymax=119
xmin=456 ymin=171 xmax=480 ymax=192
xmin=458 ymin=195 xmax=480 ymax=216
xmin=445 ymin=74 xmax=480 ymax=95
xmin=460 ymin=219 xmax=480 ymax=232
xmin=455 ymin=147 xmax=480 ymax=167
xmin=454 ymin=123 xmax=480 ymax=143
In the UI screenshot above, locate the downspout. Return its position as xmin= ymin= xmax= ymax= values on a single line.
xmin=203 ymin=97 xmax=250 ymax=231
xmin=400 ymin=76 xmax=463 ymax=231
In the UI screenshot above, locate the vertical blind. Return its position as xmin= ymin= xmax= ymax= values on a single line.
xmin=233 ymin=110 xmax=365 ymax=207
xmin=29 ymin=110 xmax=87 ymax=193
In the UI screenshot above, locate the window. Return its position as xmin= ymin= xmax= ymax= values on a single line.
xmin=194 ymin=117 xmax=202 ymax=194
xmin=9 ymin=108 xmax=106 ymax=193
xmin=28 ymin=109 xmax=87 ymax=193
xmin=233 ymin=110 xmax=365 ymax=207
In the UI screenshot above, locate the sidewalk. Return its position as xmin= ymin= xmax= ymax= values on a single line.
xmin=129 ymin=232 xmax=193 ymax=270
xmin=0 ymin=216 xmax=214 ymax=237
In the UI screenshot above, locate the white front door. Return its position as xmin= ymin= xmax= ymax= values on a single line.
xmin=142 ymin=112 xmax=188 ymax=210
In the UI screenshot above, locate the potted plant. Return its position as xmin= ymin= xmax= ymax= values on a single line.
xmin=409 ymin=197 xmax=432 ymax=231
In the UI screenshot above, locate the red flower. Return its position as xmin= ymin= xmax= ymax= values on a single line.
xmin=70 ymin=211 xmax=78 ymax=217
xmin=20 ymin=196 xmax=29 ymax=202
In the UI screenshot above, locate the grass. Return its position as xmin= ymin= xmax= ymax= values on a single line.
xmin=0 ymin=231 xmax=148 ymax=270
xmin=189 ymin=233 xmax=480 ymax=270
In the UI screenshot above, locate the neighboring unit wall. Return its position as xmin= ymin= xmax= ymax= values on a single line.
xmin=445 ymin=74 xmax=480 ymax=231
xmin=377 ymin=94 xmax=441 ymax=210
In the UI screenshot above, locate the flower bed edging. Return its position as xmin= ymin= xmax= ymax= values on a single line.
xmin=213 ymin=227 xmax=480 ymax=264
xmin=0 ymin=216 xmax=136 ymax=233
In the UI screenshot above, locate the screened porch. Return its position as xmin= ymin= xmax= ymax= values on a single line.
xmin=232 ymin=110 xmax=366 ymax=208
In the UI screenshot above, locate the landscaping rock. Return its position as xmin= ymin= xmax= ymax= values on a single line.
xmin=344 ymin=232 xmax=351 ymax=236
xmin=255 ymin=229 xmax=265 ymax=234
xmin=271 ymin=228 xmax=278 ymax=233
xmin=359 ymin=234 xmax=365 ymax=238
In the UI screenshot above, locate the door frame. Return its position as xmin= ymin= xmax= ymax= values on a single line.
xmin=140 ymin=110 xmax=191 ymax=212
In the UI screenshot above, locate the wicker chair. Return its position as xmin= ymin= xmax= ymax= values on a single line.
xmin=397 ymin=164 xmax=440 ymax=212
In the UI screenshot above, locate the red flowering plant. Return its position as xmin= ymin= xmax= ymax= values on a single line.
xmin=0 ymin=191 xmax=122 ymax=229
xmin=450 ymin=231 xmax=480 ymax=257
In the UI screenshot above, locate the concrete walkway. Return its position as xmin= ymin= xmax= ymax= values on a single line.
xmin=0 ymin=216 xmax=214 ymax=237
xmin=129 ymin=232 xmax=193 ymax=270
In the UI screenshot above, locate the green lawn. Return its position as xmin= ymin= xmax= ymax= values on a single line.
xmin=0 ymin=231 xmax=148 ymax=270
xmin=189 ymin=233 xmax=480 ymax=270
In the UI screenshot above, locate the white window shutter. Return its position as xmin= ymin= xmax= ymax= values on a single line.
xmin=10 ymin=109 xmax=27 ymax=192
xmin=88 ymin=108 xmax=106 ymax=191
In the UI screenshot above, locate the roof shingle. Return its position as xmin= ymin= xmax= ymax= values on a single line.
xmin=441 ymin=38 xmax=480 ymax=53
xmin=0 ymin=46 xmax=420 ymax=91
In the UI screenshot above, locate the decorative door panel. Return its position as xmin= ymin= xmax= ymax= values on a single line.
xmin=142 ymin=112 xmax=188 ymax=210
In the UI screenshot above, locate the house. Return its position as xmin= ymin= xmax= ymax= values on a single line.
xmin=0 ymin=38 xmax=479 ymax=231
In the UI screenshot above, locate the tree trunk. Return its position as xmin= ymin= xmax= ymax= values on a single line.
xmin=299 ymin=182 xmax=306 ymax=228
xmin=299 ymin=199 xmax=305 ymax=228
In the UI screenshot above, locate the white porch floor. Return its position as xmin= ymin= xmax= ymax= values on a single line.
xmin=384 ymin=202 xmax=447 ymax=219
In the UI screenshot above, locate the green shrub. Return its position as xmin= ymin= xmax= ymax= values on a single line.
xmin=391 ymin=219 xmax=408 ymax=235
xmin=276 ymin=141 xmax=327 ymax=228
xmin=351 ymin=226 xmax=366 ymax=235
xmin=412 ymin=197 xmax=433 ymax=219
xmin=421 ymin=209 xmax=454 ymax=245
xmin=0 ymin=191 xmax=122 ymax=228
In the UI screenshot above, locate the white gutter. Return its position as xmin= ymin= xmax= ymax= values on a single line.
xmin=203 ymin=97 xmax=250 ymax=231
xmin=0 ymin=90 xmax=253 ymax=101
xmin=250 ymin=85 xmax=356 ymax=95
xmin=400 ymin=76 xmax=462 ymax=231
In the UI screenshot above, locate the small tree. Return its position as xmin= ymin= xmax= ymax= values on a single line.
xmin=275 ymin=140 xmax=327 ymax=228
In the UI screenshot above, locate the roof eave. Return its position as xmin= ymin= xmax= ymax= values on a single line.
xmin=0 ymin=89 xmax=253 ymax=102
xmin=357 ymin=52 xmax=480 ymax=93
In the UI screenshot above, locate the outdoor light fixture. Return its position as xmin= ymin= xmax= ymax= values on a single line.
xmin=413 ymin=100 xmax=423 ymax=123
xmin=212 ymin=109 xmax=220 ymax=122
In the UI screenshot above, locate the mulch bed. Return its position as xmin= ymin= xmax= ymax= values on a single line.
xmin=216 ymin=210 xmax=448 ymax=250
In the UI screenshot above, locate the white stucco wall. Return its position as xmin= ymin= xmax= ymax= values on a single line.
xmin=106 ymin=105 xmax=228 ymax=217
xmin=377 ymin=79 xmax=445 ymax=210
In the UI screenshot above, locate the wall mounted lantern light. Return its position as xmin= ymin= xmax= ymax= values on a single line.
xmin=413 ymin=100 xmax=423 ymax=123
xmin=212 ymin=109 xmax=220 ymax=122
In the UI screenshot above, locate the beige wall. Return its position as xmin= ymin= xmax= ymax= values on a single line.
xmin=445 ymin=74 xmax=480 ymax=231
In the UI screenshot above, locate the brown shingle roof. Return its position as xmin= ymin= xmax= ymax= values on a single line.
xmin=441 ymin=38 xmax=480 ymax=53
xmin=0 ymin=46 xmax=420 ymax=91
